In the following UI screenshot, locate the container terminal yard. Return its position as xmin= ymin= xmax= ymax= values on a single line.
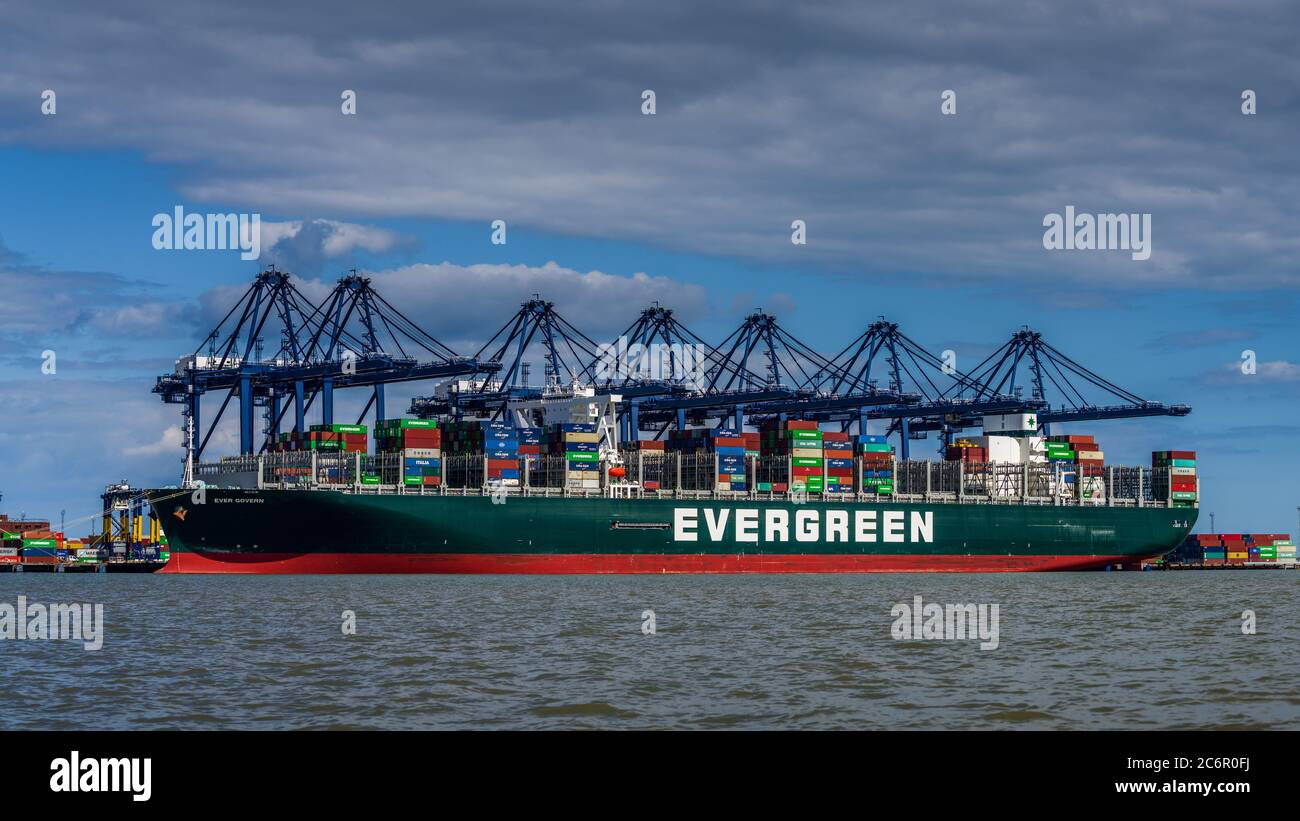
xmin=2 ymin=267 xmax=1293 ymax=573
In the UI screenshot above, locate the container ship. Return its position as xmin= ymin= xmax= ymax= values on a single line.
xmin=146 ymin=414 xmax=1198 ymax=574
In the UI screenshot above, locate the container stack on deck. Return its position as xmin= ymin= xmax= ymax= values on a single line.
xmin=376 ymin=418 xmax=441 ymax=487
xmin=479 ymin=422 xmax=522 ymax=486
xmin=518 ymin=427 xmax=542 ymax=462
xmin=666 ymin=427 xmax=749 ymax=491
xmin=1049 ymin=435 xmax=1104 ymax=500
xmin=760 ymin=420 xmax=822 ymax=494
xmin=1152 ymin=450 xmax=1197 ymax=508
xmin=545 ymin=422 xmax=599 ymax=489
xmin=858 ymin=434 xmax=894 ymax=495
xmin=945 ymin=439 xmax=987 ymax=466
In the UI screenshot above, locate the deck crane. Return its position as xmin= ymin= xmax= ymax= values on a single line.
xmin=154 ymin=268 xmax=489 ymax=460
xmin=944 ymin=327 xmax=1191 ymax=434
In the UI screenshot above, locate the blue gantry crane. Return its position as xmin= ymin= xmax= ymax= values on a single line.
xmin=408 ymin=295 xmax=605 ymax=422
xmin=633 ymin=310 xmax=908 ymax=437
xmin=945 ymin=327 xmax=1191 ymax=434
xmin=160 ymin=271 xmax=1191 ymax=466
xmin=803 ymin=318 xmax=1040 ymax=458
xmin=154 ymin=268 xmax=491 ymax=460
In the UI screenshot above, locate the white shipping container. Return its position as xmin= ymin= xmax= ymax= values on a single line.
xmin=1170 ymin=466 xmax=1197 ymax=476
xmin=1075 ymin=450 xmax=1104 ymax=461
xmin=403 ymin=448 xmax=441 ymax=458
xmin=983 ymin=413 xmax=1039 ymax=434
xmin=972 ymin=435 xmax=1024 ymax=464
xmin=0 ymin=547 xmax=18 ymax=557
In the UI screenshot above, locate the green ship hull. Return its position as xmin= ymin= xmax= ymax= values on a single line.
xmin=147 ymin=488 xmax=1195 ymax=573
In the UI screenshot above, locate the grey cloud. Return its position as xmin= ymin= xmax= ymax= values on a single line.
xmin=1143 ymin=327 xmax=1259 ymax=351
xmin=3 ymin=2 xmax=1299 ymax=289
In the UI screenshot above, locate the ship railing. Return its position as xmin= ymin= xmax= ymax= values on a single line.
xmin=207 ymin=452 xmax=1193 ymax=510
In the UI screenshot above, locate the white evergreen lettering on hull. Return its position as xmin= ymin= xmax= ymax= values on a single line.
xmin=672 ymin=508 xmax=934 ymax=544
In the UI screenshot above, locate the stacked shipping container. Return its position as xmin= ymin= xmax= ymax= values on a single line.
xmin=376 ymin=418 xmax=442 ymax=487
xmin=858 ymin=434 xmax=894 ymax=495
xmin=546 ymin=422 xmax=600 ymax=489
xmin=760 ymin=420 xmax=823 ymax=493
xmin=1178 ymin=533 xmax=1292 ymax=565
xmin=1152 ymin=450 xmax=1197 ymax=507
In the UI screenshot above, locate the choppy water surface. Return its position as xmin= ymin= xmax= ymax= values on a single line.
xmin=1 ymin=572 xmax=1297 ymax=730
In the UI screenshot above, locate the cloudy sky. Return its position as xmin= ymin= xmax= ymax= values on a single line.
xmin=0 ymin=1 xmax=1296 ymax=533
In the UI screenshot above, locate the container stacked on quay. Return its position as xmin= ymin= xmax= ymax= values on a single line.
xmin=150 ymin=408 xmax=1199 ymax=574
xmin=1173 ymin=533 xmax=1295 ymax=566
xmin=2 ymin=515 xmax=63 ymax=566
xmin=1 ymin=513 xmax=170 ymax=570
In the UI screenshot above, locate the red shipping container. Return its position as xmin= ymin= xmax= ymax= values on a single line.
xmin=1055 ymin=435 xmax=1094 ymax=444
xmin=784 ymin=421 xmax=818 ymax=431
xmin=487 ymin=458 xmax=518 ymax=470
xmin=635 ymin=440 xmax=665 ymax=451
xmin=643 ymin=480 xmax=661 ymax=490
xmin=771 ymin=482 xmax=788 ymax=492
xmin=822 ymin=431 xmax=850 ymax=442
xmin=1165 ymin=450 xmax=1197 ymax=459
xmin=518 ymin=444 xmax=541 ymax=454
xmin=399 ymin=431 xmax=442 ymax=444
xmin=824 ymin=449 xmax=853 ymax=459
xmin=711 ymin=437 xmax=745 ymax=448
xmin=0 ymin=556 xmax=18 ymax=564
xmin=791 ymin=465 xmax=822 ymax=477
xmin=1171 ymin=482 xmax=1197 ymax=492
xmin=422 ymin=476 xmax=441 ymax=486
xmin=827 ymin=468 xmax=854 ymax=477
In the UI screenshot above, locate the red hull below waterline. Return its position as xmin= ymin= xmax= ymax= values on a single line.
xmin=159 ymin=551 xmax=1132 ymax=574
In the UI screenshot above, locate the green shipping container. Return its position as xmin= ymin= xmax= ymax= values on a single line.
xmin=567 ymin=451 xmax=599 ymax=462
xmin=861 ymin=443 xmax=892 ymax=453
xmin=1170 ymin=459 xmax=1196 ymax=468
xmin=403 ymin=477 xmax=424 ymax=486
xmin=379 ymin=418 xmax=437 ymax=430
xmin=312 ymin=423 xmax=367 ymax=434
xmin=756 ymin=482 xmax=772 ymax=491
xmin=1171 ymin=491 xmax=1198 ymax=501
xmin=360 ymin=475 xmax=381 ymax=485
xmin=788 ymin=430 xmax=823 ymax=441
xmin=791 ymin=457 xmax=824 ymax=467
xmin=23 ymin=538 xmax=57 ymax=548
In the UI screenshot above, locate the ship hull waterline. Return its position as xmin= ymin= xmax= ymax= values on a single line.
xmin=146 ymin=488 xmax=1195 ymax=574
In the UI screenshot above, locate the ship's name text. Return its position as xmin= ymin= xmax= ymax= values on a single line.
xmin=673 ymin=508 xmax=934 ymax=543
